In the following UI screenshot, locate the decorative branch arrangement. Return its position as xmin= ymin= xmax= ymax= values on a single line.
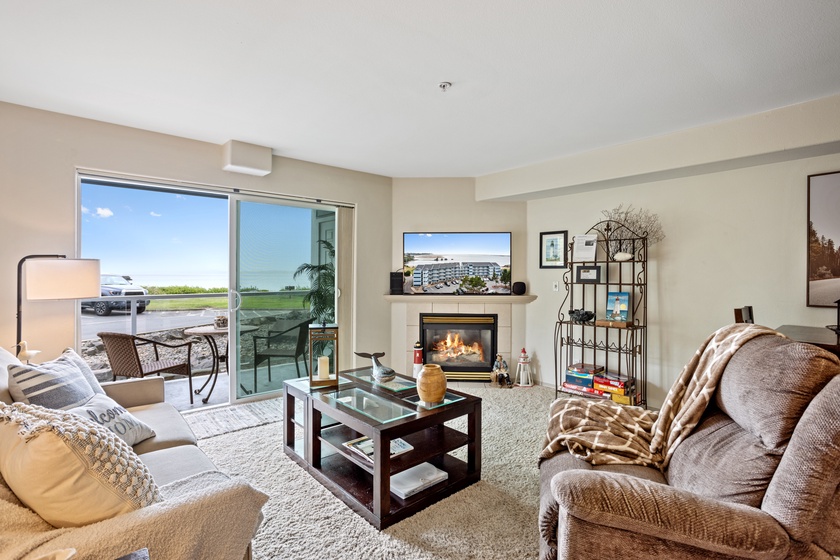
xmin=600 ymin=204 xmax=665 ymax=257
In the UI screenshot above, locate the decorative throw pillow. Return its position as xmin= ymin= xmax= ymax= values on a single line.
xmin=0 ymin=402 xmax=160 ymax=528
xmin=7 ymin=348 xmax=103 ymax=410
xmin=69 ymin=393 xmax=155 ymax=446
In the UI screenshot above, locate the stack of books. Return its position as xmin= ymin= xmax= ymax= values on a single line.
xmin=562 ymin=364 xmax=639 ymax=404
xmin=593 ymin=372 xmax=637 ymax=405
xmin=561 ymin=363 xmax=610 ymax=399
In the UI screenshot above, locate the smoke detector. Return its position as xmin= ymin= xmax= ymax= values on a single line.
xmin=439 ymin=82 xmax=452 ymax=92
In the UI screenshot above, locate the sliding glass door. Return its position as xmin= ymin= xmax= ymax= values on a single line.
xmin=230 ymin=195 xmax=336 ymax=401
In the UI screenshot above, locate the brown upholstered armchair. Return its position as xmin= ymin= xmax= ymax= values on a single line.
xmin=539 ymin=328 xmax=840 ymax=560
xmin=97 ymin=331 xmax=195 ymax=403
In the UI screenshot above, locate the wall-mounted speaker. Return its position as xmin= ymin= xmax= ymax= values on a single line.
xmin=512 ymin=281 xmax=526 ymax=295
xmin=390 ymin=272 xmax=404 ymax=295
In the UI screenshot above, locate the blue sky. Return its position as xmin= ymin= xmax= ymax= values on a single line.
xmin=81 ymin=182 xmax=317 ymax=290
xmin=403 ymin=232 xmax=511 ymax=256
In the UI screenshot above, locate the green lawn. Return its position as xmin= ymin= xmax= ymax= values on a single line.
xmin=147 ymin=293 xmax=307 ymax=311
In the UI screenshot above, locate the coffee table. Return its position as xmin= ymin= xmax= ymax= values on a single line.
xmin=283 ymin=367 xmax=481 ymax=529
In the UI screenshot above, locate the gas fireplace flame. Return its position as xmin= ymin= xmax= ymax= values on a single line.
xmin=431 ymin=331 xmax=484 ymax=361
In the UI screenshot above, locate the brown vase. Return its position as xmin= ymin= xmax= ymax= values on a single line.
xmin=417 ymin=364 xmax=447 ymax=403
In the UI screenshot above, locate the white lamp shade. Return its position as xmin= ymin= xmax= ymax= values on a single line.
xmin=25 ymin=259 xmax=101 ymax=300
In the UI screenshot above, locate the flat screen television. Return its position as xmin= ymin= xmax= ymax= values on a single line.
xmin=402 ymin=232 xmax=511 ymax=295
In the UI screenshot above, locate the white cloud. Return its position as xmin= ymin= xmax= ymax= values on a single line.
xmin=96 ymin=207 xmax=114 ymax=218
xmin=81 ymin=205 xmax=90 ymax=215
xmin=150 ymin=211 xmax=162 ymax=217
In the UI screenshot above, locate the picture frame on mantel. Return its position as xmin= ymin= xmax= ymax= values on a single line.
xmin=807 ymin=170 xmax=840 ymax=307
xmin=540 ymin=231 xmax=568 ymax=269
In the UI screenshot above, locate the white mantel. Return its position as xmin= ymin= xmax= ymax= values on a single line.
xmin=386 ymin=294 xmax=537 ymax=378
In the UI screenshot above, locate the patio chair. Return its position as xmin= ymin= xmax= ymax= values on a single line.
xmin=97 ymin=331 xmax=195 ymax=404
xmin=252 ymin=318 xmax=313 ymax=389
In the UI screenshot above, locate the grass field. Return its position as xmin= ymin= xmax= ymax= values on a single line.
xmin=147 ymin=293 xmax=307 ymax=311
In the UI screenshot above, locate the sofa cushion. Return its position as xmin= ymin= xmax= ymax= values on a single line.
xmin=0 ymin=402 xmax=160 ymax=528
xmin=128 ymin=402 xmax=197 ymax=455
xmin=69 ymin=393 xmax=155 ymax=446
xmin=138 ymin=445 xmax=217 ymax=486
xmin=0 ymin=346 xmax=20 ymax=405
xmin=716 ymin=335 xmax=840 ymax=449
xmin=666 ymin=410 xmax=781 ymax=507
xmin=7 ymin=348 xmax=104 ymax=410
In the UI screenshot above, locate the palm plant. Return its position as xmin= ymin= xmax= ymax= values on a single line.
xmin=293 ymin=239 xmax=335 ymax=324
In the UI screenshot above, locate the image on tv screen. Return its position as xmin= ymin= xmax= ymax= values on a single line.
xmin=402 ymin=232 xmax=511 ymax=295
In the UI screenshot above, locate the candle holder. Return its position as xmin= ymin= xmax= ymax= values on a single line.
xmin=309 ymin=323 xmax=339 ymax=388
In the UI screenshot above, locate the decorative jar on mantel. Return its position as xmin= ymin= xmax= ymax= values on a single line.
xmin=417 ymin=364 xmax=447 ymax=404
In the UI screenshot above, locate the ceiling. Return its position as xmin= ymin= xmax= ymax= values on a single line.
xmin=2 ymin=1 xmax=840 ymax=178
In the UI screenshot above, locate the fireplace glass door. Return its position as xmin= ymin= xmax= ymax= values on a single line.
xmin=420 ymin=314 xmax=497 ymax=380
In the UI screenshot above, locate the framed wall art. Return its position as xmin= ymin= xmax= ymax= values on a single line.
xmin=575 ymin=265 xmax=601 ymax=284
xmin=540 ymin=230 xmax=568 ymax=269
xmin=808 ymin=170 xmax=840 ymax=307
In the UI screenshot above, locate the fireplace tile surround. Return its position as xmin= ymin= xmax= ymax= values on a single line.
xmin=385 ymin=295 xmax=536 ymax=381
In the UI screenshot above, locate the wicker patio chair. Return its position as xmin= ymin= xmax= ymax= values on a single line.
xmin=98 ymin=331 xmax=195 ymax=404
xmin=252 ymin=318 xmax=313 ymax=389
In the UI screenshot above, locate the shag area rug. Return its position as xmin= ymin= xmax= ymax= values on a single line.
xmin=192 ymin=385 xmax=556 ymax=560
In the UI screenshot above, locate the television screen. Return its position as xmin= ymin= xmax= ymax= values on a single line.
xmin=402 ymin=232 xmax=511 ymax=295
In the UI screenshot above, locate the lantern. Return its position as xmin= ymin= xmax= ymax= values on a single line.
xmin=309 ymin=323 xmax=339 ymax=388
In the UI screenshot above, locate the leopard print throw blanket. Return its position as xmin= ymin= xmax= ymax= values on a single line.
xmin=539 ymin=323 xmax=783 ymax=470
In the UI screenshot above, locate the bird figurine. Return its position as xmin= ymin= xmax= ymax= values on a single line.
xmin=354 ymin=351 xmax=396 ymax=382
xmin=15 ymin=341 xmax=41 ymax=364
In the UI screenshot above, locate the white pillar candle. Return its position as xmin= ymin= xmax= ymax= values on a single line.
xmin=318 ymin=355 xmax=330 ymax=379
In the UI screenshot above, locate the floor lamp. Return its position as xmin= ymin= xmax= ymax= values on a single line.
xmin=16 ymin=254 xmax=101 ymax=357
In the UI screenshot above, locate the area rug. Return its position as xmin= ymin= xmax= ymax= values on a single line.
xmin=196 ymin=385 xmax=556 ymax=560
xmin=184 ymin=398 xmax=283 ymax=439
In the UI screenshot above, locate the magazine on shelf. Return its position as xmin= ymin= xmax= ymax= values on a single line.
xmin=342 ymin=436 xmax=413 ymax=463
xmin=390 ymin=462 xmax=448 ymax=499
xmin=572 ymin=234 xmax=598 ymax=262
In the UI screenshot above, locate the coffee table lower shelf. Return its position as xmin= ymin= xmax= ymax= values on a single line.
xmin=300 ymin=452 xmax=479 ymax=529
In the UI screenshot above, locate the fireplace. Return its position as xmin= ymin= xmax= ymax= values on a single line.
xmin=420 ymin=313 xmax=498 ymax=380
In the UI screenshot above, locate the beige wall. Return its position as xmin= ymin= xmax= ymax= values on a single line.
xmin=476 ymin=95 xmax=840 ymax=407
xmin=389 ymin=178 xmax=527 ymax=366
xmin=524 ymin=153 xmax=840 ymax=406
xmin=0 ymin=102 xmax=393 ymax=363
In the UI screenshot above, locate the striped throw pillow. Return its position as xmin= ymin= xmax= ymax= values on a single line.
xmin=7 ymin=348 xmax=103 ymax=410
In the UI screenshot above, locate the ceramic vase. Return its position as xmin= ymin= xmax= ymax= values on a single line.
xmin=417 ymin=364 xmax=447 ymax=403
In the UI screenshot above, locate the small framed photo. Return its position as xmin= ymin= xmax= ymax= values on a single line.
xmin=576 ymin=265 xmax=601 ymax=284
xmin=540 ymin=231 xmax=568 ymax=269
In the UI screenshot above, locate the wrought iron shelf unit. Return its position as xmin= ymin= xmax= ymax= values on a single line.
xmin=554 ymin=220 xmax=648 ymax=407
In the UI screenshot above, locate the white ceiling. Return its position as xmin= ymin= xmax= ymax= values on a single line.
xmin=2 ymin=1 xmax=840 ymax=178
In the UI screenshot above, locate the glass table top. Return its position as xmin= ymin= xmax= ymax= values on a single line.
xmin=402 ymin=391 xmax=466 ymax=410
xmin=341 ymin=368 xmax=417 ymax=392
xmin=325 ymin=387 xmax=417 ymax=424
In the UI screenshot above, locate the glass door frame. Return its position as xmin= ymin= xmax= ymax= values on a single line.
xmin=228 ymin=192 xmax=339 ymax=404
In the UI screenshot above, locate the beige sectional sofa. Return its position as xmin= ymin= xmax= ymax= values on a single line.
xmin=0 ymin=347 xmax=267 ymax=560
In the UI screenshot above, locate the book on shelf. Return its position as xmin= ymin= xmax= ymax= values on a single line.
xmin=390 ymin=462 xmax=448 ymax=499
xmin=610 ymin=391 xmax=642 ymax=406
xmin=605 ymin=291 xmax=630 ymax=322
xmin=568 ymin=363 xmax=605 ymax=374
xmin=593 ymin=372 xmax=632 ymax=389
xmin=342 ymin=436 xmax=413 ymax=463
xmin=572 ymin=234 xmax=598 ymax=262
xmin=564 ymin=370 xmax=595 ymax=388
xmin=593 ymin=381 xmax=634 ymax=395
xmin=560 ymin=383 xmax=611 ymax=399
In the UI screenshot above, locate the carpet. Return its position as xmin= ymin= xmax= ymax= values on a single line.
xmin=193 ymin=385 xmax=557 ymax=560
xmin=184 ymin=398 xmax=284 ymax=439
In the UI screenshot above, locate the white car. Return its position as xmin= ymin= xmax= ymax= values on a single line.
xmin=80 ymin=275 xmax=150 ymax=316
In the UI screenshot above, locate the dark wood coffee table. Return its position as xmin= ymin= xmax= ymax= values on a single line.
xmin=283 ymin=367 xmax=481 ymax=529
